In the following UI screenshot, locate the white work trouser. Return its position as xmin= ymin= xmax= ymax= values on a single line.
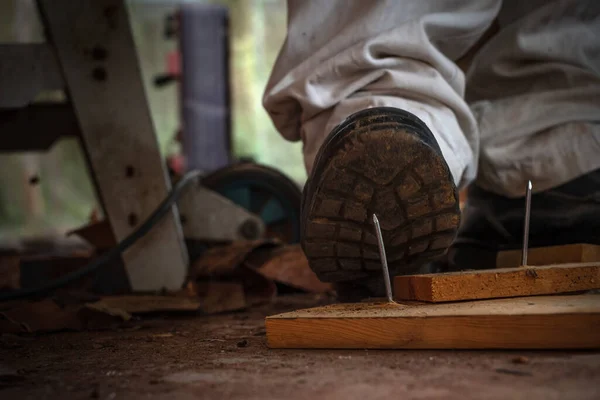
xmin=263 ymin=0 xmax=600 ymax=197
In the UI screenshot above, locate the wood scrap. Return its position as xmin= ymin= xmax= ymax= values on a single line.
xmin=266 ymin=294 xmax=600 ymax=349
xmin=190 ymin=241 xmax=279 ymax=307
xmin=394 ymin=262 xmax=600 ymax=303
xmin=94 ymin=295 xmax=202 ymax=314
xmin=496 ymin=243 xmax=600 ymax=268
xmin=193 ymin=282 xmax=247 ymax=314
xmin=0 ymin=253 xmax=20 ymax=291
xmin=190 ymin=241 xmax=333 ymax=309
xmin=190 ymin=239 xmax=280 ymax=278
xmin=67 ymin=220 xmax=116 ymax=251
xmin=0 ymin=299 xmax=130 ymax=334
xmin=236 ymin=265 xmax=277 ymax=306
xmin=249 ymin=245 xmax=333 ymax=293
xmin=94 ymin=282 xmax=247 ymax=315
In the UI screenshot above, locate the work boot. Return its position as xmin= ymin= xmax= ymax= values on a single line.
xmin=300 ymin=107 xmax=461 ymax=301
xmin=449 ymin=170 xmax=600 ymax=271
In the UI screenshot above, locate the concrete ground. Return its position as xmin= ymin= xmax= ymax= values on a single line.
xmin=1 ymin=294 xmax=599 ymax=400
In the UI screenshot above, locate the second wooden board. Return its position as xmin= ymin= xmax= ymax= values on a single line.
xmin=496 ymin=243 xmax=600 ymax=268
xmin=266 ymin=295 xmax=600 ymax=349
xmin=394 ymin=263 xmax=600 ymax=303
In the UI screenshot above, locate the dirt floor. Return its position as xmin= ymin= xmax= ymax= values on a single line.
xmin=1 ymin=294 xmax=599 ymax=400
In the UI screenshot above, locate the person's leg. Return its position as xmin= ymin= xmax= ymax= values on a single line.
xmin=467 ymin=0 xmax=600 ymax=196
xmin=264 ymin=0 xmax=500 ymax=297
xmin=451 ymin=0 xmax=600 ymax=268
xmin=264 ymin=0 xmax=501 ymax=186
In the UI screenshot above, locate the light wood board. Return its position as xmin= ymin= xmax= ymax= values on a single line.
xmin=38 ymin=0 xmax=188 ymax=291
xmin=394 ymin=263 xmax=600 ymax=303
xmin=496 ymin=244 xmax=600 ymax=268
xmin=266 ymin=295 xmax=600 ymax=349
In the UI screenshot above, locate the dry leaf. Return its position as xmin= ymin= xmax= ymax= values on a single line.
xmin=254 ymin=245 xmax=332 ymax=293
xmin=191 ymin=240 xmax=280 ymax=278
xmin=67 ymin=220 xmax=116 ymax=250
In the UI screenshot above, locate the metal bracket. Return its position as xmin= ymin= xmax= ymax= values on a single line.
xmin=178 ymin=185 xmax=265 ymax=242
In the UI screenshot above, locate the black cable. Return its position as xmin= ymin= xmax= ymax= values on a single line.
xmin=0 ymin=170 xmax=203 ymax=302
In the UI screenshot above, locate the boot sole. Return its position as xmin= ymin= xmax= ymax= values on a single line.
xmin=302 ymin=108 xmax=460 ymax=283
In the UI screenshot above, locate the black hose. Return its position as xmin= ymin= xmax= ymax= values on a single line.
xmin=0 ymin=170 xmax=203 ymax=302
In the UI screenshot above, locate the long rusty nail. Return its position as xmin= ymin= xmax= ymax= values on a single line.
xmin=372 ymin=214 xmax=393 ymax=303
xmin=522 ymin=180 xmax=532 ymax=266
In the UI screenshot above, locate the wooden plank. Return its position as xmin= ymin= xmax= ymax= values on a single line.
xmin=38 ymin=0 xmax=188 ymax=291
xmin=92 ymin=283 xmax=246 ymax=315
xmin=266 ymin=295 xmax=600 ymax=349
xmin=394 ymin=263 xmax=600 ymax=303
xmin=496 ymin=244 xmax=600 ymax=268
